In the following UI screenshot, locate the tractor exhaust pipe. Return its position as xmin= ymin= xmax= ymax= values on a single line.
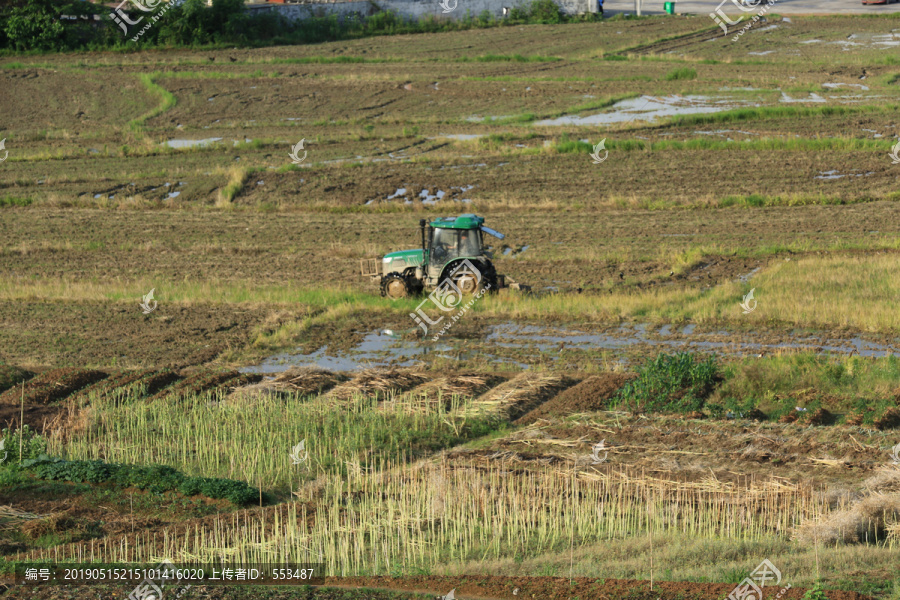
xmin=419 ymin=219 xmax=427 ymax=264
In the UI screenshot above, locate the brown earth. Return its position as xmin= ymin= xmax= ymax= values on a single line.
xmin=0 ymin=579 xmax=874 ymax=600
xmin=322 ymin=575 xmax=874 ymax=600
xmin=481 ymin=411 xmax=893 ymax=487
xmin=0 ymin=403 xmax=68 ymax=435
xmin=3 ymin=208 xmax=898 ymax=301
xmin=0 ymin=299 xmax=290 ymax=370
xmin=71 ymin=369 xmax=183 ymax=405
xmin=4 ymin=18 xmax=900 ymax=215
xmin=145 ymin=370 xmax=262 ymax=402
xmin=515 ymin=372 xmax=636 ymax=425
xmin=0 ymin=368 xmax=252 ymax=433
xmin=0 ymin=584 xmax=435 ymax=600
xmin=0 ymin=368 xmax=107 ymax=406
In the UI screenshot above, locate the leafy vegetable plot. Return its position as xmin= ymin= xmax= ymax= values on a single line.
xmin=20 ymin=457 xmax=261 ymax=506
xmin=612 ymin=352 xmax=719 ymax=413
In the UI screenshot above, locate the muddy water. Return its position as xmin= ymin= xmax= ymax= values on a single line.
xmin=533 ymin=95 xmax=759 ymax=127
xmin=241 ymin=322 xmax=899 ymax=373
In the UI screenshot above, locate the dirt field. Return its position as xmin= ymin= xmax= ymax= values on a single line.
xmin=3 ymin=12 xmax=900 ymax=600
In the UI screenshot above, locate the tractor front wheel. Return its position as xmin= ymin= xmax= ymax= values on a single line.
xmin=444 ymin=259 xmax=494 ymax=295
xmin=381 ymin=272 xmax=410 ymax=299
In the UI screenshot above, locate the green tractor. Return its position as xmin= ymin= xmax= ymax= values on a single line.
xmin=360 ymin=214 xmax=525 ymax=299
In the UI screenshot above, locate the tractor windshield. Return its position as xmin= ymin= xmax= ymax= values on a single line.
xmin=431 ymin=228 xmax=482 ymax=265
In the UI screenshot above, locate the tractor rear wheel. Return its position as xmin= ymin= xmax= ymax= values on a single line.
xmin=381 ymin=272 xmax=410 ymax=299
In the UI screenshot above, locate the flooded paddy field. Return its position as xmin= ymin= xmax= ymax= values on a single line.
xmin=4 ymin=16 xmax=900 ymax=209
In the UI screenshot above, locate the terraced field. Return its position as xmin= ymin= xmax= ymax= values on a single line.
xmin=2 ymin=358 xmax=900 ymax=599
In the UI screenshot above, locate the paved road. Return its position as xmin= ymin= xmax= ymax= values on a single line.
xmin=604 ymin=0 xmax=900 ymax=15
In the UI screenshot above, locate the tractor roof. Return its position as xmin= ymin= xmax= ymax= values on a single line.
xmin=430 ymin=214 xmax=484 ymax=230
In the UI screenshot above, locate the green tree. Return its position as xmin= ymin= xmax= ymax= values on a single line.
xmin=3 ymin=0 xmax=65 ymax=50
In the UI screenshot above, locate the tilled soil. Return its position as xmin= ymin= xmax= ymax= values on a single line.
xmin=490 ymin=412 xmax=896 ymax=487
xmin=515 ymin=372 xmax=636 ymax=425
xmin=322 ymin=575 xmax=874 ymax=600
xmin=0 ymin=299 xmax=285 ymax=369
xmin=0 ymin=368 xmax=251 ymax=433
xmin=145 ymin=370 xmax=262 ymax=403
xmin=3 ymin=208 xmax=898 ymax=299
xmin=0 ymin=368 xmax=107 ymax=406
xmin=0 ymin=573 xmax=874 ymax=600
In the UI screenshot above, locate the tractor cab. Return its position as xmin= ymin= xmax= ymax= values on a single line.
xmin=360 ymin=214 xmax=524 ymax=299
xmin=425 ymin=214 xmax=489 ymax=288
xmin=430 ymin=224 xmax=483 ymax=265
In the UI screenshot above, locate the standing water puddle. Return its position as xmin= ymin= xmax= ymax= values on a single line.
xmin=241 ymin=322 xmax=899 ymax=373
xmin=164 ymin=138 xmax=223 ymax=149
xmin=533 ymin=95 xmax=759 ymax=127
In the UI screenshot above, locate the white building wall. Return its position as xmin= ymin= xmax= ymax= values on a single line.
xmin=249 ymin=0 xmax=595 ymax=22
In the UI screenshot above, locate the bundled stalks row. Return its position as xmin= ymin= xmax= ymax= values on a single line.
xmin=325 ymin=368 xmax=429 ymax=402
xmin=228 ymin=367 xmax=349 ymax=401
xmin=23 ymin=458 xmax=827 ymax=574
xmin=52 ymin=388 xmax=487 ymax=492
xmin=464 ymin=372 xmax=574 ymax=420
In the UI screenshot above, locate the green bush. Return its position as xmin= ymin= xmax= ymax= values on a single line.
xmin=177 ymin=477 xmax=257 ymax=505
xmin=0 ymin=196 xmax=33 ymax=208
xmin=664 ymin=67 xmax=698 ymax=81
xmin=527 ymin=0 xmax=563 ymax=23
xmin=20 ymin=457 xmax=260 ymax=506
xmin=30 ymin=458 xmax=112 ymax=483
xmin=3 ymin=0 xmax=66 ymax=50
xmin=802 ymin=583 xmax=829 ymax=600
xmin=555 ymin=133 xmax=593 ymax=154
xmin=613 ymin=352 xmax=720 ymax=414
xmin=0 ymin=425 xmax=47 ymax=462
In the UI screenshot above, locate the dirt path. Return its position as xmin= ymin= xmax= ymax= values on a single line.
xmin=321 ymin=574 xmax=874 ymax=600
